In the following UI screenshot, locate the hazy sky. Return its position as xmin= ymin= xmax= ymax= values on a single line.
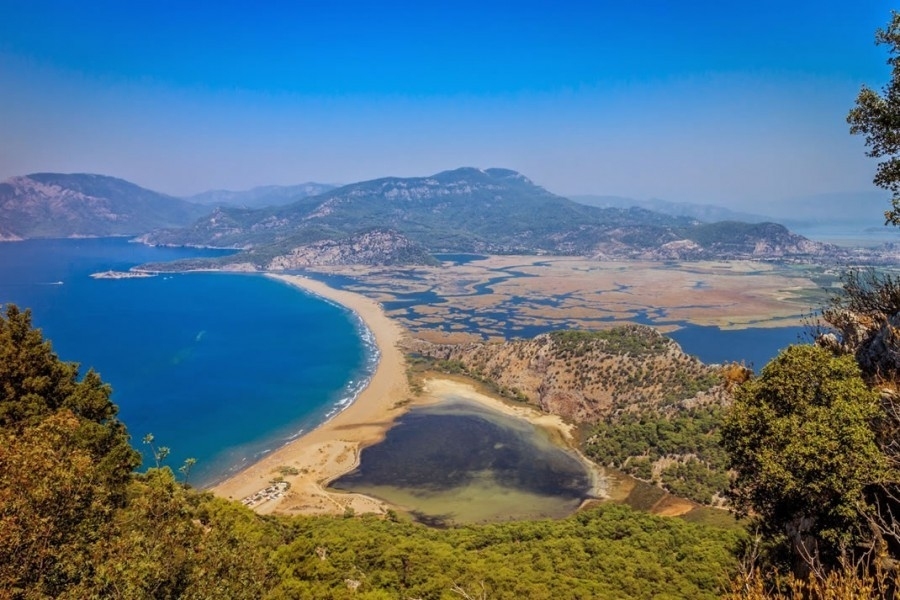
xmin=0 ymin=1 xmax=895 ymax=207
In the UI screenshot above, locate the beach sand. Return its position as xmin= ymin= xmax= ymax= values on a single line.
xmin=211 ymin=273 xmax=592 ymax=516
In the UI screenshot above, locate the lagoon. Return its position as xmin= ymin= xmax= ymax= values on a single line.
xmin=330 ymin=400 xmax=595 ymax=525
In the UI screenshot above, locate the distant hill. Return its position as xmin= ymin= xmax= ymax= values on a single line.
xmin=142 ymin=167 xmax=834 ymax=266
xmin=571 ymin=194 xmax=771 ymax=224
xmin=0 ymin=173 xmax=210 ymax=240
xmin=571 ymin=191 xmax=900 ymax=247
xmin=145 ymin=167 xmax=678 ymax=252
xmin=185 ymin=182 xmax=338 ymax=208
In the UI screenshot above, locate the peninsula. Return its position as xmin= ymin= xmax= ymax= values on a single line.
xmin=90 ymin=270 xmax=154 ymax=279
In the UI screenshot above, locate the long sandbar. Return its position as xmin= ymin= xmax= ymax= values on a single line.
xmin=212 ymin=273 xmax=410 ymax=515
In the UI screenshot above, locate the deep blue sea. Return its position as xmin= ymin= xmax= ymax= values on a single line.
xmin=0 ymin=238 xmax=375 ymax=486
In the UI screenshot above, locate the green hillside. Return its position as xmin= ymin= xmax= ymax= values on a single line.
xmin=140 ymin=167 xmax=828 ymax=268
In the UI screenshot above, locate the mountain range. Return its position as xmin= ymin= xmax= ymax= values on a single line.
xmin=2 ymin=167 xmax=891 ymax=266
xmin=144 ymin=167 xmax=692 ymax=251
xmin=139 ymin=167 xmax=834 ymax=267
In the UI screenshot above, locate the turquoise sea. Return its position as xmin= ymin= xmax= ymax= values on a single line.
xmin=0 ymin=238 xmax=376 ymax=486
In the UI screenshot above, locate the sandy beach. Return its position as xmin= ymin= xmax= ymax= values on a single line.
xmin=211 ymin=273 xmax=410 ymax=515
xmin=211 ymin=273 xmax=591 ymax=516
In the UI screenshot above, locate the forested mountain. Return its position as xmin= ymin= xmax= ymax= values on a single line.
xmin=0 ymin=173 xmax=211 ymax=240
xmin=140 ymin=167 xmax=834 ymax=267
xmin=143 ymin=167 xmax=673 ymax=252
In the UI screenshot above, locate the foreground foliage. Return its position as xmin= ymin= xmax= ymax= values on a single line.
xmin=720 ymin=62 xmax=900 ymax=600
xmin=725 ymin=562 xmax=896 ymax=600
xmin=722 ymin=345 xmax=885 ymax=567
xmin=723 ymin=11 xmax=900 ymax=593
xmin=269 ymin=505 xmax=741 ymax=600
xmin=0 ymin=308 xmax=279 ymax=599
xmin=848 ymin=9 xmax=900 ymax=225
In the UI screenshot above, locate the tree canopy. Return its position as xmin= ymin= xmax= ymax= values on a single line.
xmin=721 ymin=345 xmax=886 ymax=567
xmin=848 ymin=10 xmax=900 ymax=225
xmin=0 ymin=305 xmax=276 ymax=598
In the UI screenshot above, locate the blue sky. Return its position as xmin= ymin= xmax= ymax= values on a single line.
xmin=0 ymin=1 xmax=895 ymax=207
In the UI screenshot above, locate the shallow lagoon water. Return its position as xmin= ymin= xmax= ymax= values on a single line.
xmin=331 ymin=400 xmax=595 ymax=525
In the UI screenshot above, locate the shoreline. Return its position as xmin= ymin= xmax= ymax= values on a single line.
xmin=211 ymin=272 xmax=600 ymax=516
xmin=211 ymin=273 xmax=411 ymax=515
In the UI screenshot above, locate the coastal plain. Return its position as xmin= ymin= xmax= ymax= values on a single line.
xmin=213 ymin=258 xmax=833 ymax=518
xmin=303 ymin=256 xmax=833 ymax=342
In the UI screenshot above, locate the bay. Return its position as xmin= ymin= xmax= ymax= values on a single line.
xmin=0 ymin=238 xmax=375 ymax=486
xmin=667 ymin=324 xmax=808 ymax=371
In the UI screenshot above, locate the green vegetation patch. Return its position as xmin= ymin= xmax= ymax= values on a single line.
xmin=269 ymin=504 xmax=742 ymax=599
xmin=585 ymin=405 xmax=730 ymax=505
xmin=549 ymin=325 xmax=672 ymax=357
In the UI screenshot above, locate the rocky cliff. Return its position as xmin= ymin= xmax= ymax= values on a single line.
xmin=266 ymin=229 xmax=437 ymax=268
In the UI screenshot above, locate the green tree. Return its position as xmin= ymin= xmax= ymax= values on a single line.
xmin=0 ymin=304 xmax=140 ymax=486
xmin=723 ymin=11 xmax=900 ymax=594
xmin=848 ymin=10 xmax=900 ymax=225
xmin=0 ymin=305 xmax=141 ymax=595
xmin=0 ymin=410 xmax=115 ymax=596
xmin=86 ymin=469 xmax=275 ymax=599
xmin=721 ymin=345 xmax=886 ymax=567
xmin=0 ymin=304 xmax=276 ymax=598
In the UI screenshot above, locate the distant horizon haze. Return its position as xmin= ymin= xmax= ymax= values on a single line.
xmin=0 ymin=1 xmax=894 ymax=208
